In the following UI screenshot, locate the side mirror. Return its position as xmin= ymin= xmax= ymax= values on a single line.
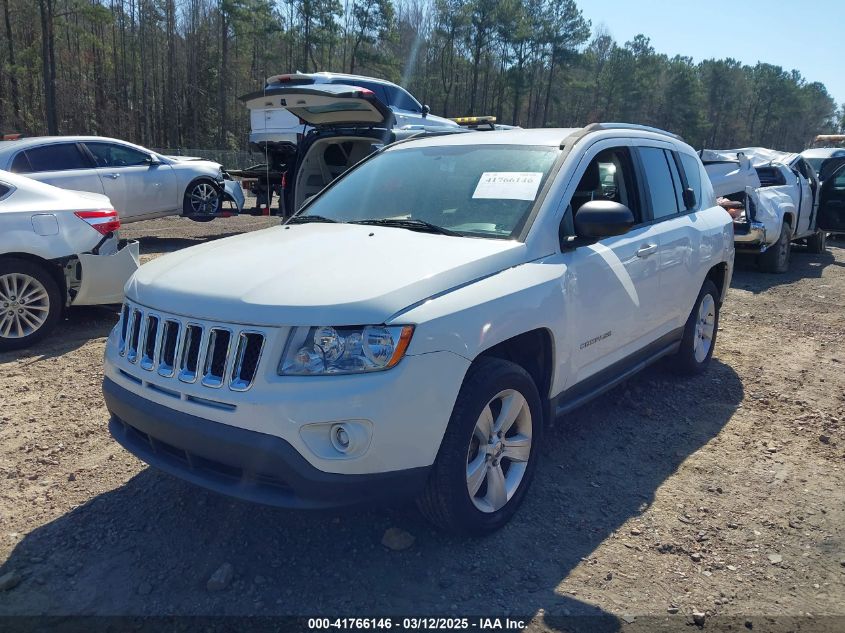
xmin=422 ymin=104 xmax=430 ymax=118
xmin=574 ymin=200 xmax=635 ymax=239
xmin=146 ymin=154 xmax=162 ymax=166
xmin=682 ymin=188 xmax=696 ymax=210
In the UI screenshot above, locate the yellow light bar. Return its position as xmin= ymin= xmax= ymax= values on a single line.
xmin=451 ymin=116 xmax=497 ymax=125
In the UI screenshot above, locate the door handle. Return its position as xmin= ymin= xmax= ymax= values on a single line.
xmin=636 ymin=244 xmax=658 ymax=258
xmin=106 ymin=173 xmax=121 ymax=179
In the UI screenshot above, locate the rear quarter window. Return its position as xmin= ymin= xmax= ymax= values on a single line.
xmin=10 ymin=151 xmax=32 ymax=173
xmin=679 ymin=153 xmax=702 ymax=210
xmin=0 ymin=183 xmax=11 ymax=199
xmin=639 ymin=147 xmax=680 ymax=219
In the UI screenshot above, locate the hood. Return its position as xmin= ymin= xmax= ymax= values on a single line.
xmin=164 ymin=155 xmax=204 ymax=162
xmin=703 ymin=155 xmax=761 ymax=197
xmin=126 ymin=223 xmax=528 ymax=326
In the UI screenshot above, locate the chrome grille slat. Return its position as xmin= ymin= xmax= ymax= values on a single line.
xmin=230 ymin=332 xmax=265 ymax=391
xmin=127 ymin=309 xmax=143 ymax=363
xmin=157 ymin=320 xmax=181 ymax=377
xmin=201 ymin=328 xmax=233 ymax=388
xmin=178 ymin=324 xmax=204 ymax=383
xmin=118 ymin=302 xmax=265 ymax=391
xmin=140 ymin=314 xmax=160 ymax=371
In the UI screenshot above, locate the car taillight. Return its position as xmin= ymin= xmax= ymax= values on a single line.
xmin=74 ymin=209 xmax=121 ymax=235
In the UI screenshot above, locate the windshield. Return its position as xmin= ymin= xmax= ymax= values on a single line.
xmin=300 ymin=144 xmax=559 ymax=239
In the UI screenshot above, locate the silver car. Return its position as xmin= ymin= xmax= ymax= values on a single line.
xmin=0 ymin=136 xmax=245 ymax=223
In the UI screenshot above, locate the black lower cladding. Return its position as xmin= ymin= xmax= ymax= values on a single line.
xmin=103 ymin=377 xmax=430 ymax=509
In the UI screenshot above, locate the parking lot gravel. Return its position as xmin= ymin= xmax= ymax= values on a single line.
xmin=1 ymin=215 xmax=843 ymax=630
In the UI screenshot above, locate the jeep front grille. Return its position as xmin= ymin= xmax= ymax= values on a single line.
xmin=118 ymin=303 xmax=265 ymax=392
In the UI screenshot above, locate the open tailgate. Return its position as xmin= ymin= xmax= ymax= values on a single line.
xmin=239 ymin=84 xmax=393 ymax=128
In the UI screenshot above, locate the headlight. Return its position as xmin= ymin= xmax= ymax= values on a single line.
xmin=279 ymin=325 xmax=414 ymax=376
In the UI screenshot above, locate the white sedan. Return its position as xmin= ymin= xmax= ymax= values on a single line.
xmin=0 ymin=136 xmax=245 ymax=223
xmin=0 ymin=170 xmax=139 ymax=350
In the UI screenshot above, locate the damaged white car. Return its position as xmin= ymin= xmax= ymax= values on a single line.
xmin=702 ymin=148 xmax=830 ymax=272
xmin=0 ymin=136 xmax=245 ymax=223
xmin=0 ymin=170 xmax=139 ymax=350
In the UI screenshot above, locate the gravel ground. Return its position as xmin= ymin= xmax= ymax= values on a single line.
xmin=0 ymin=216 xmax=843 ymax=630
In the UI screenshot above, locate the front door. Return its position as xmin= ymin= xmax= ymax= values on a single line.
xmin=560 ymin=143 xmax=663 ymax=388
xmin=83 ymin=142 xmax=178 ymax=220
xmin=817 ymin=164 xmax=845 ymax=231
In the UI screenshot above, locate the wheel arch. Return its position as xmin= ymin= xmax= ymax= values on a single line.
xmin=0 ymin=252 xmax=68 ymax=306
xmin=704 ymin=262 xmax=728 ymax=305
xmin=475 ymin=328 xmax=555 ymax=421
xmin=782 ymin=212 xmax=794 ymax=235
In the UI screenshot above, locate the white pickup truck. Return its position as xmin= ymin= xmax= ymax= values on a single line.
xmin=702 ymin=147 xmax=844 ymax=272
xmin=103 ymin=122 xmax=734 ymax=534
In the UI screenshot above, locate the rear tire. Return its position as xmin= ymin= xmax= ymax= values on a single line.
xmin=0 ymin=258 xmax=62 ymax=352
xmin=416 ymin=357 xmax=543 ymax=535
xmin=806 ymin=229 xmax=827 ymax=254
xmin=673 ymin=279 xmax=720 ymax=375
xmin=758 ymin=222 xmax=791 ymax=273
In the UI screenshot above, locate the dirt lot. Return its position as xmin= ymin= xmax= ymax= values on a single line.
xmin=1 ymin=216 xmax=844 ymax=630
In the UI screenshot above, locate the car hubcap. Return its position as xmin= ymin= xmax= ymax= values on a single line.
xmin=189 ymin=182 xmax=219 ymax=214
xmin=466 ymin=389 xmax=532 ymax=513
xmin=0 ymin=273 xmax=50 ymax=339
xmin=693 ymin=294 xmax=716 ymax=363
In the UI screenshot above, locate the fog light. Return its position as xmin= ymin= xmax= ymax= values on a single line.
xmin=331 ymin=424 xmax=351 ymax=452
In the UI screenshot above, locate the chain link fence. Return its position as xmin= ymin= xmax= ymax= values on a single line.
xmin=153 ymin=148 xmax=257 ymax=171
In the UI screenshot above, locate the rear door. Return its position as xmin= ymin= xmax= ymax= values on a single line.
xmin=817 ymin=163 xmax=845 ymax=231
xmin=239 ymin=84 xmax=394 ymax=129
xmin=634 ymin=143 xmax=696 ymax=332
xmin=82 ymin=141 xmax=178 ymax=220
xmin=11 ymin=142 xmax=105 ymax=195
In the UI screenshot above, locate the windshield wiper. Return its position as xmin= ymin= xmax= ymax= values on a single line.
xmin=286 ymin=215 xmax=338 ymax=224
xmin=349 ymin=218 xmax=462 ymax=236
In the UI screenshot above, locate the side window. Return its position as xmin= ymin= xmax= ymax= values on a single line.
xmin=666 ymin=152 xmax=686 ymax=211
xmin=0 ymin=183 xmax=10 ymax=199
xmin=10 ymin=152 xmax=32 ymax=173
xmin=86 ymin=143 xmax=150 ymax=168
xmin=679 ymin=152 xmax=702 ymax=210
xmin=388 ymin=86 xmax=422 ymax=112
xmin=564 ymin=146 xmax=641 ymax=234
xmin=335 ymin=79 xmax=388 ymax=104
xmin=24 ymin=143 xmax=92 ymax=172
xmin=639 ymin=146 xmax=680 ymax=219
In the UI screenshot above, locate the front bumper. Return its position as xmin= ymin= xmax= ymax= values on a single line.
xmin=222 ymin=179 xmax=245 ymax=212
xmin=733 ymin=221 xmax=767 ymax=252
xmin=104 ymin=377 xmax=431 ymax=508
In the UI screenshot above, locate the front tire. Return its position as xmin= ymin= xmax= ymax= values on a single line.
xmin=417 ymin=357 xmax=543 ymax=535
xmin=806 ymin=229 xmax=827 ymax=254
xmin=673 ymin=279 xmax=720 ymax=375
xmin=0 ymin=258 xmax=62 ymax=352
xmin=758 ymin=222 xmax=792 ymax=273
xmin=183 ymin=179 xmax=220 ymax=220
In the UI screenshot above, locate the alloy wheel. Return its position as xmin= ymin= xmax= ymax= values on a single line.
xmin=466 ymin=389 xmax=533 ymax=513
xmin=189 ymin=182 xmax=219 ymax=215
xmin=693 ymin=294 xmax=716 ymax=362
xmin=0 ymin=273 xmax=50 ymax=339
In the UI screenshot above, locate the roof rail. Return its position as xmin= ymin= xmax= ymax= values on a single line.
xmin=583 ymin=122 xmax=685 ymax=142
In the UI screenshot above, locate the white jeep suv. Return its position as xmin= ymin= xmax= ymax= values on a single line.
xmin=103 ymin=124 xmax=734 ymax=534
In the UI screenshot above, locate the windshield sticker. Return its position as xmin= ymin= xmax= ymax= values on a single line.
xmin=472 ymin=172 xmax=543 ymax=201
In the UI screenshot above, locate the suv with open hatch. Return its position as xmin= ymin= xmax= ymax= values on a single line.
xmin=103 ymin=123 xmax=735 ymax=534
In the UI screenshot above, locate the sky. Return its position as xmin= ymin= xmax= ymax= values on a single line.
xmin=578 ymin=0 xmax=845 ymax=107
